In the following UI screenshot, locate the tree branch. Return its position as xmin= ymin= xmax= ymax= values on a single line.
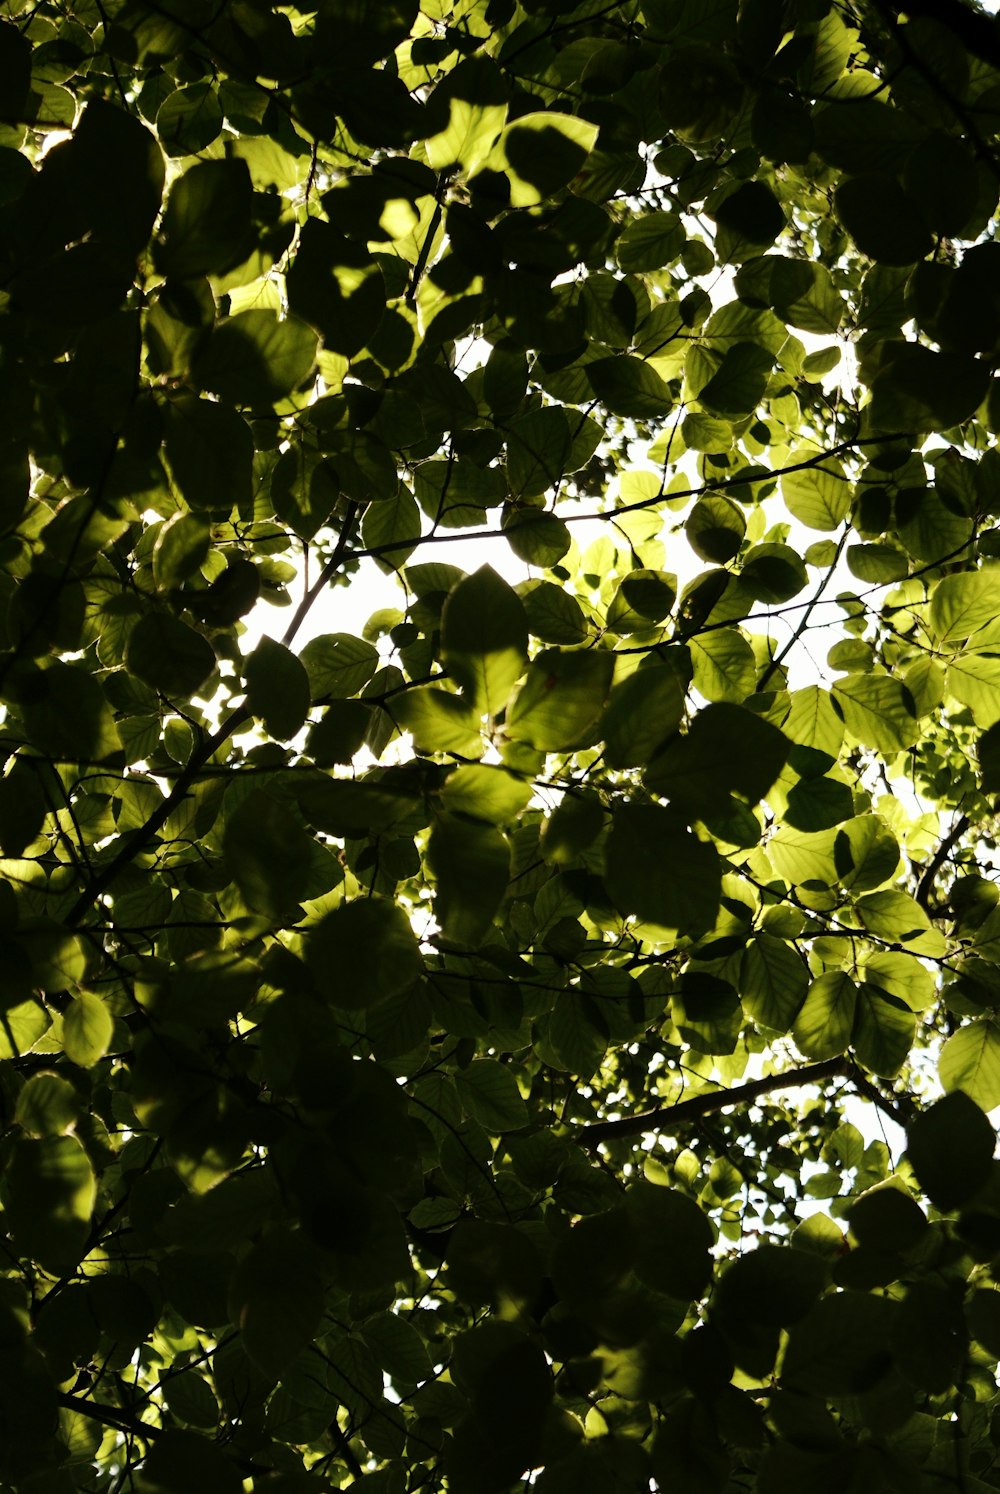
xmin=58 ymin=1392 xmax=161 ymax=1443
xmin=916 ymin=813 xmax=969 ymax=913
xmin=578 ymin=1057 xmax=852 ymax=1145
xmin=356 ymin=437 xmax=905 ymax=564
xmin=758 ymin=524 xmax=849 ymax=690
xmin=57 ymin=1392 xmax=274 ymax=1477
xmin=846 ymin=1063 xmax=919 ymax=1130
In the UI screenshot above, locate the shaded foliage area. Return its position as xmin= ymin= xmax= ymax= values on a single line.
xmin=5 ymin=0 xmax=1000 ymax=1491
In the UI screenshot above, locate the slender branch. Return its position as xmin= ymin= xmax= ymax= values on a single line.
xmin=846 ymin=1063 xmax=919 ymax=1129
xmin=406 ymin=193 xmax=444 ymax=307
xmin=57 ymin=1392 xmax=273 ymax=1477
xmin=280 ymin=502 xmax=360 ymax=648
xmin=328 ymin=1416 xmax=365 ymax=1483
xmin=356 ymin=435 xmax=906 ymax=563
xmin=916 ymin=813 xmax=969 ymax=913
xmin=57 ymin=1392 xmax=161 ymax=1443
xmin=758 ymin=524 xmax=849 ymax=689
xmin=578 ymin=1056 xmax=851 ymax=1145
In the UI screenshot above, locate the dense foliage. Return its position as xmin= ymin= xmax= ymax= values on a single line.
xmin=10 ymin=0 xmax=1000 ymax=1490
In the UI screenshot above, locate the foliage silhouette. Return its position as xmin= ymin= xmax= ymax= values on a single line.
xmin=4 ymin=0 xmax=1000 ymax=1491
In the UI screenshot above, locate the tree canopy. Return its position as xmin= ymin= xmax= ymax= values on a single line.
xmin=9 ymin=0 xmax=1000 ymax=1490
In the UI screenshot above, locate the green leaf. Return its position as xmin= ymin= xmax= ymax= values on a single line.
xmin=426 ymin=96 xmax=507 ymax=174
xmin=49 ymin=98 xmax=165 ymax=255
xmin=223 ymin=788 xmax=312 ymax=920
xmin=948 ymin=654 xmax=1000 ymax=728
xmin=440 ymin=766 xmax=531 ymax=824
xmin=363 ymin=486 xmax=422 ymax=572
xmin=270 ymin=445 xmax=340 ymax=542
xmin=506 ymin=408 xmax=572 ymax=499
xmin=685 ymin=496 xmax=746 ymax=564
xmin=305 ymin=899 xmax=422 ymax=1010
xmin=153 ymin=513 xmax=212 ymax=590
xmin=784 ymin=774 xmax=854 ymax=832
xmin=931 ymin=570 xmax=1000 ymax=645
xmin=428 ymin=813 xmax=510 ymax=947
xmin=155 ymin=160 xmax=254 ymax=279
xmin=19 ymin=664 xmax=122 ymax=764
xmin=605 ymin=803 xmax=721 ymax=935
xmin=856 ymin=890 xmax=945 ymax=956
xmin=3 ymin=1135 xmax=96 ymax=1274
xmin=163 ymin=397 xmax=254 ymax=512
xmin=904 ymin=130 xmax=978 ymax=235
xmin=126 ymin=614 xmax=217 ymax=699
xmin=300 ymin=633 xmax=379 ymax=701
xmin=160 ymin=1372 xmax=221 ymax=1431
xmin=869 ymin=342 xmax=989 ymax=433
xmin=194 ymin=310 xmax=318 ymax=407
xmin=783 ymin=685 xmax=845 ymax=756
xmin=781 ymin=456 xmax=851 ymax=530
xmin=793 ymin=973 xmax=857 ymax=1060
xmin=617 ymin=210 xmax=686 ymax=272
xmin=832 ymin=674 xmax=919 ymax=753
xmin=688 ymin=630 xmax=756 ymax=703
xmin=15 ymin=1072 xmax=80 ymax=1137
xmin=908 ymin=1092 xmax=996 ymax=1210
xmin=227 ymin=1228 xmax=326 ymax=1382
xmin=455 ymin=1060 xmax=527 ymax=1132
xmin=697 ymin=341 xmax=774 ymax=418
xmin=846 ymin=542 xmax=908 ymax=584
xmin=833 ymin=814 xmax=900 ymax=891
xmin=850 ymin=1185 xmax=927 ymax=1254
xmin=519 ymin=581 xmax=589 ymax=646
xmin=507 ymin=649 xmax=614 ymax=752
xmin=601 ymin=665 xmax=686 ymax=769
xmin=782 ymin=1292 xmax=898 ymax=1394
xmin=286 ymin=220 xmax=386 ymax=356
xmin=393 ymin=687 xmax=482 ymax=757
xmin=834 ymin=173 xmax=932 ymax=266
xmin=714 ymin=1244 xmax=826 ymax=1327
xmin=441 ymin=567 xmax=528 ymax=717
xmin=587 ymin=355 xmax=673 ymax=418
xmin=740 ymin=543 xmax=808 ymax=603
xmin=644 ymin=702 xmax=790 ymax=813
xmin=244 ymin=637 xmax=311 ymax=742
xmin=503 ymin=509 xmax=571 ymax=568
xmin=852 ymin=988 xmax=915 ymax=1078
xmin=494 ymin=111 xmax=599 ymax=207
xmin=17 ymin=920 xmax=87 ymax=995
xmin=138 ymin=1429 xmax=241 ymax=1494
xmin=364 ymin=1311 xmax=434 ymax=1386
xmin=736 ymin=255 xmax=843 ymax=333
xmin=63 ymin=993 xmax=114 ymax=1069
xmin=626 ymin=1182 xmax=714 ymax=1299
xmin=156 ymin=83 xmax=223 ymax=156
xmin=979 ymin=720 xmax=1000 ymax=792
xmin=940 ymin=1019 xmax=1000 ymax=1112
xmin=540 ymin=793 xmax=604 ymax=865
xmin=740 ymin=934 xmax=808 ymax=1033
xmin=606 ymin=570 xmax=676 ymax=634
xmin=711 ymin=180 xmax=785 ymax=259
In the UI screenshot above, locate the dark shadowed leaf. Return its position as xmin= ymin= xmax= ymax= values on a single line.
xmin=306 ymin=899 xmax=422 ymax=1010
xmin=428 ymin=813 xmax=510 ymax=946
xmin=605 ymin=803 xmax=721 ymax=935
xmin=441 ymin=567 xmax=528 ymax=716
